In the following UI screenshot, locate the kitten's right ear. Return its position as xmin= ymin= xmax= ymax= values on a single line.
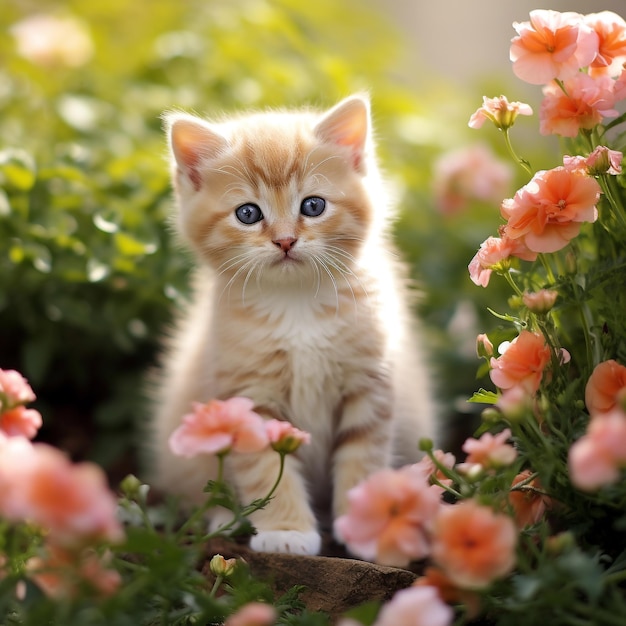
xmin=164 ymin=113 xmax=227 ymax=190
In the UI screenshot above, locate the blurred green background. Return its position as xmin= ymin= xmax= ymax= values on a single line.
xmin=0 ymin=0 xmax=558 ymax=480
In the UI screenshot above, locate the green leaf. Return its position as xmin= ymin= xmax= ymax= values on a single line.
xmin=468 ymin=388 xmax=499 ymax=404
xmin=0 ymin=149 xmax=36 ymax=191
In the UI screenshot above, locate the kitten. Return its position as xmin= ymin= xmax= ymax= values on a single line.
xmin=147 ymin=95 xmax=437 ymax=556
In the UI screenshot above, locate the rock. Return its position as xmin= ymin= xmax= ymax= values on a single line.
xmin=203 ymin=538 xmax=419 ymax=624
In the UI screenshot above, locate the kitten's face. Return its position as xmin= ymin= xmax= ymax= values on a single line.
xmin=166 ymin=97 xmax=376 ymax=288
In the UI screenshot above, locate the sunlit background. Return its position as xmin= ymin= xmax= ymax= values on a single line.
xmin=1 ymin=0 xmax=622 ymax=479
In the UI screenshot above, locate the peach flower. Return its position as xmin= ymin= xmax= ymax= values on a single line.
xmin=169 ymin=397 xmax=269 ymax=457
xmin=568 ymin=408 xmax=626 ymax=490
xmin=522 ymin=289 xmax=558 ymax=314
xmin=585 ymin=11 xmax=626 ymax=77
xmin=563 ymin=146 xmax=623 ymax=176
xmin=431 ymin=500 xmax=517 ymax=589
xmin=585 ymin=359 xmax=626 ymax=418
xmin=501 ymin=167 xmax=600 ymax=253
xmin=10 ymin=14 xmax=93 ymax=68
xmin=225 ymin=602 xmax=277 ymax=626
xmin=510 ymin=10 xmax=599 ymax=85
xmin=0 ymin=442 xmax=123 ymax=546
xmin=27 ymin=544 xmax=121 ymax=599
xmin=0 ymin=405 xmax=42 ymax=439
xmin=373 ymin=586 xmax=453 ymax=626
xmin=264 ymin=419 xmax=310 ymax=454
xmin=416 ymin=567 xmax=481 ymax=619
xmin=496 ymin=385 xmax=535 ymax=421
xmin=508 ymin=470 xmax=548 ymax=528
xmin=462 ymin=429 xmax=517 ymax=469
xmin=615 ymin=66 xmax=626 ymax=101
xmin=468 ymin=235 xmax=537 ymax=288
xmin=432 ymin=144 xmax=512 ymax=216
xmin=469 ymin=95 xmax=533 ymax=130
xmin=489 ymin=331 xmax=552 ymax=394
xmin=539 ymin=73 xmax=618 ymax=137
xmin=0 ymin=369 xmax=36 ymax=411
xmin=413 ymin=449 xmax=456 ymax=489
xmin=334 ymin=465 xmax=442 ymax=567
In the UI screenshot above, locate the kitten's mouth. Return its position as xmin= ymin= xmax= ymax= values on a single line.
xmin=273 ymin=251 xmax=301 ymax=265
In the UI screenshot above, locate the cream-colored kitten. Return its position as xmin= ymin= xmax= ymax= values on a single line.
xmin=147 ymin=95 xmax=436 ymax=556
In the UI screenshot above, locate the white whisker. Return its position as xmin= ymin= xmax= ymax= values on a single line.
xmin=313 ymin=254 xmax=340 ymax=316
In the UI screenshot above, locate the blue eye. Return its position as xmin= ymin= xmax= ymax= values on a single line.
xmin=235 ymin=203 xmax=264 ymax=225
xmin=300 ymin=196 xmax=326 ymax=217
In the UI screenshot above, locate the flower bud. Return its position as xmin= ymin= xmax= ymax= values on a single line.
xmin=265 ymin=419 xmax=311 ymax=454
xmin=476 ymin=334 xmax=494 ymax=358
xmin=522 ymin=289 xmax=558 ymax=314
xmin=209 ymin=554 xmax=237 ymax=578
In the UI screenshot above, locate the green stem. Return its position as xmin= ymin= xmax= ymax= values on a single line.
xmin=200 ymin=452 xmax=287 ymax=542
xmin=175 ymin=452 xmax=229 ymax=540
xmin=209 ymin=574 xmax=224 ymax=598
xmin=503 ymin=269 xmax=524 ymax=297
xmin=598 ymin=175 xmax=626 ymax=230
xmin=538 ymin=254 xmax=556 ymax=284
xmin=502 ymin=128 xmax=533 ymax=175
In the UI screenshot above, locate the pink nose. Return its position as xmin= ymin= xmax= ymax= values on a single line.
xmin=273 ymin=237 xmax=297 ymax=252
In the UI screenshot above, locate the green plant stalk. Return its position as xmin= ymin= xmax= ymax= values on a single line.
xmin=502 ymin=128 xmax=533 ymax=176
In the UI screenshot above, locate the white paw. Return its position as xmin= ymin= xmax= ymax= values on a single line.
xmin=249 ymin=530 xmax=321 ymax=555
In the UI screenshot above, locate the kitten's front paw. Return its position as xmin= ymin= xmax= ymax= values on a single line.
xmin=250 ymin=530 xmax=321 ymax=555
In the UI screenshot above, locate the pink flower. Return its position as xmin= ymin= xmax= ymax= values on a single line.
xmin=585 ymin=359 xmax=626 ymax=418
xmin=0 ymin=405 xmax=42 ymax=439
xmin=496 ymin=385 xmax=534 ymax=421
xmin=564 ymin=146 xmax=623 ymax=176
xmin=27 ymin=544 xmax=121 ymax=599
xmin=462 ymin=429 xmax=517 ymax=469
xmin=469 ymin=95 xmax=533 ymax=130
xmin=468 ymin=236 xmax=537 ymax=288
xmin=431 ymin=500 xmax=517 ymax=589
xmin=0 ymin=369 xmax=36 ymax=411
xmin=432 ymin=144 xmax=512 ymax=216
xmin=585 ymin=11 xmax=626 ymax=77
xmin=373 ymin=586 xmax=453 ymax=626
xmin=489 ymin=331 xmax=552 ymax=394
xmin=501 ymin=167 xmax=601 ymax=253
xmin=10 ymin=14 xmax=93 ymax=68
xmin=510 ymin=10 xmax=599 ymax=85
xmin=225 ymin=602 xmax=277 ymax=626
xmin=265 ymin=419 xmax=310 ymax=454
xmin=414 ymin=450 xmax=456 ymax=489
xmin=0 ymin=441 xmax=123 ymax=546
xmin=415 ymin=567 xmax=481 ymax=619
xmin=568 ymin=408 xmax=626 ymax=490
xmin=615 ymin=66 xmax=626 ymax=101
xmin=334 ymin=465 xmax=442 ymax=568
xmin=522 ymin=289 xmax=558 ymax=314
xmin=540 ymin=73 xmax=618 ymax=137
xmin=169 ymin=397 xmax=269 ymax=457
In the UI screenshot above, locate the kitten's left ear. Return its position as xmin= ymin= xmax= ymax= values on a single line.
xmin=314 ymin=95 xmax=370 ymax=173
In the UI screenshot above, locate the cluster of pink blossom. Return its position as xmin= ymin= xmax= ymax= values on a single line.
xmin=168 ymin=396 xmax=310 ymax=458
xmin=432 ymin=144 xmax=513 ymax=216
xmin=569 ymin=360 xmax=626 ymax=490
xmin=331 ymin=441 xmax=533 ymax=624
xmin=468 ymin=9 xmax=626 ymax=285
xmin=511 ymin=10 xmax=626 ymax=137
xmin=0 ymin=368 xmax=123 ymax=599
xmin=468 ymin=153 xmax=609 ymax=284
